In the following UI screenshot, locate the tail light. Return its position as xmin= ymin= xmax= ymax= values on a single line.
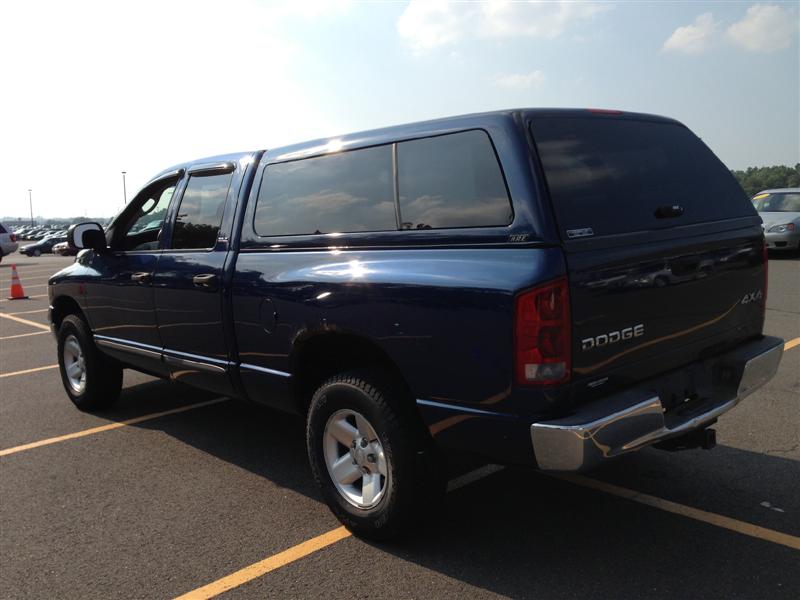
xmin=514 ymin=277 xmax=571 ymax=385
xmin=10 ymin=234 xmax=16 ymax=243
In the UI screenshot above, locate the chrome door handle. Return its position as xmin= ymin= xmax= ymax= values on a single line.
xmin=131 ymin=272 xmax=152 ymax=284
xmin=192 ymin=273 xmax=218 ymax=288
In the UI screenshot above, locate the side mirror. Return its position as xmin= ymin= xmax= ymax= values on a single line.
xmin=68 ymin=222 xmax=107 ymax=252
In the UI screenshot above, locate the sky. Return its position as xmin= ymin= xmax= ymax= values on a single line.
xmin=1 ymin=0 xmax=798 ymax=220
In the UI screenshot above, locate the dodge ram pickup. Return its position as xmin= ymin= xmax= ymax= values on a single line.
xmin=49 ymin=109 xmax=784 ymax=539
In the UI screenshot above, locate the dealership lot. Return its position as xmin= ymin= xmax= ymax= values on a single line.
xmin=1 ymin=254 xmax=798 ymax=599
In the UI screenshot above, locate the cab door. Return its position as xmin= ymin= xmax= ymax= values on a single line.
xmin=88 ymin=172 xmax=183 ymax=376
xmin=153 ymin=162 xmax=239 ymax=396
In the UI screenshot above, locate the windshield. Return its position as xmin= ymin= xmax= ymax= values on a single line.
xmin=752 ymin=192 xmax=800 ymax=212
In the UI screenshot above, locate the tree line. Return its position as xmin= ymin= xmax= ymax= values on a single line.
xmin=732 ymin=164 xmax=800 ymax=197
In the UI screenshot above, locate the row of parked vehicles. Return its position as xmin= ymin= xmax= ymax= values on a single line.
xmin=0 ymin=224 xmax=79 ymax=260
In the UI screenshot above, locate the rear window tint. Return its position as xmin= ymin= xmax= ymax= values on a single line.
xmin=254 ymin=145 xmax=395 ymax=237
xmin=530 ymin=117 xmax=753 ymax=238
xmin=171 ymin=172 xmax=232 ymax=250
xmin=397 ymin=130 xmax=512 ymax=230
xmin=254 ymin=130 xmax=512 ymax=238
xmin=0 ymin=223 xmax=6 ymax=233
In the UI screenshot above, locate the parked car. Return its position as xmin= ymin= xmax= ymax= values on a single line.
xmin=20 ymin=234 xmax=67 ymax=256
xmin=752 ymin=188 xmax=800 ymax=251
xmin=52 ymin=241 xmax=78 ymax=256
xmin=0 ymin=221 xmax=19 ymax=262
xmin=49 ymin=109 xmax=784 ymax=539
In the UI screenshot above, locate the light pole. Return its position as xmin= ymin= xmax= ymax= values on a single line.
xmin=121 ymin=171 xmax=127 ymax=205
xmin=28 ymin=189 xmax=33 ymax=226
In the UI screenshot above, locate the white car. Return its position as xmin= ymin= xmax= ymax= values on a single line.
xmin=0 ymin=221 xmax=20 ymax=262
xmin=753 ymin=188 xmax=800 ymax=251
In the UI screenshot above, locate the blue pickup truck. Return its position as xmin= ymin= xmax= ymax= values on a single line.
xmin=49 ymin=109 xmax=784 ymax=539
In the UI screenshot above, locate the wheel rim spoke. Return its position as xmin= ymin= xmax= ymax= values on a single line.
xmin=331 ymin=453 xmax=361 ymax=486
xmin=327 ymin=418 xmax=358 ymax=447
xmin=375 ymin=448 xmax=388 ymax=475
xmin=65 ymin=339 xmax=80 ymax=359
xmin=361 ymin=472 xmax=382 ymax=506
xmin=354 ymin=414 xmax=374 ymax=440
xmin=323 ymin=408 xmax=389 ymax=509
xmin=62 ymin=334 xmax=86 ymax=394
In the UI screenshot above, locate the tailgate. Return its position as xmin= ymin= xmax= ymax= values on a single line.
xmin=566 ymin=230 xmax=765 ymax=385
xmin=529 ymin=113 xmax=766 ymax=390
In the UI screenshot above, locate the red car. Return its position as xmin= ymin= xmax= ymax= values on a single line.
xmin=53 ymin=241 xmax=78 ymax=256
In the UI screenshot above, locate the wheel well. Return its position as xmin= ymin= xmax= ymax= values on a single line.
xmin=50 ymin=296 xmax=85 ymax=331
xmin=291 ymin=333 xmax=414 ymax=415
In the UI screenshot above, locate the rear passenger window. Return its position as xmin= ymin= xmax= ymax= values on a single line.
xmin=254 ymin=146 xmax=395 ymax=236
xmin=171 ymin=172 xmax=233 ymax=250
xmin=397 ymin=130 xmax=511 ymax=230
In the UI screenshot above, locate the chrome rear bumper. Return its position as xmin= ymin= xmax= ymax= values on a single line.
xmin=531 ymin=336 xmax=784 ymax=471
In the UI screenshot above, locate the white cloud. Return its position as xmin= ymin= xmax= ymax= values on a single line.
xmin=397 ymin=0 xmax=608 ymax=52
xmin=493 ymin=70 xmax=546 ymax=89
xmin=480 ymin=0 xmax=608 ymax=40
xmin=662 ymin=12 xmax=717 ymax=54
xmin=397 ymin=0 xmax=465 ymax=51
xmin=727 ymin=4 xmax=798 ymax=52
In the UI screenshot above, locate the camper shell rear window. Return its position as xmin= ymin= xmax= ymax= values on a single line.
xmin=529 ymin=116 xmax=753 ymax=239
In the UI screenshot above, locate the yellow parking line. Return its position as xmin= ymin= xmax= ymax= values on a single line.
xmin=0 ymin=282 xmax=49 ymax=290
xmin=1 ymin=275 xmax=53 ymax=282
xmin=785 ymin=337 xmax=800 ymax=352
xmin=174 ymin=527 xmax=352 ymax=600
xmin=178 ymin=463 xmax=800 ymax=599
xmin=0 ymin=330 xmax=49 ymax=340
xmin=0 ymin=294 xmax=48 ymax=303
xmin=0 ymin=268 xmax=58 ymax=286
xmin=0 ymin=268 xmax=58 ymax=276
xmin=0 ymin=364 xmax=58 ymax=378
xmin=174 ymin=464 xmax=508 ymax=599
xmin=0 ymin=312 xmax=50 ymax=331
xmin=555 ymin=474 xmax=800 ymax=551
xmin=5 ymin=308 xmax=48 ymax=316
xmin=0 ymin=397 xmax=228 ymax=457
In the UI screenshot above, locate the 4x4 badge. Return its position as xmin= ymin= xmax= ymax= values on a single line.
xmin=741 ymin=290 xmax=763 ymax=304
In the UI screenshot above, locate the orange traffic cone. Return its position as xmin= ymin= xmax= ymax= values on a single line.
xmin=7 ymin=265 xmax=29 ymax=300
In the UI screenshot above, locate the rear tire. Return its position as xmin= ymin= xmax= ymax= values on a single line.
xmin=306 ymin=370 xmax=444 ymax=541
xmin=57 ymin=314 xmax=122 ymax=411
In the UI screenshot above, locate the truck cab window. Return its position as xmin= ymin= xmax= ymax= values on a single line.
xmin=119 ymin=183 xmax=175 ymax=251
xmin=171 ymin=172 xmax=233 ymax=250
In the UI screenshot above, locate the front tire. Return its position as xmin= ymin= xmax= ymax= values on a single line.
xmin=33 ymin=249 xmax=41 ymax=257
xmin=306 ymin=370 xmax=444 ymax=540
xmin=57 ymin=314 xmax=122 ymax=411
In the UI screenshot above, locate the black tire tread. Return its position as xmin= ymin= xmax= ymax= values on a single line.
xmin=57 ymin=314 xmax=122 ymax=411
xmin=306 ymin=369 xmax=444 ymax=541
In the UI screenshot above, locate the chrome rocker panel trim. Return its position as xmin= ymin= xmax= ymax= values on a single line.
xmin=95 ymin=335 xmax=161 ymax=359
xmin=531 ymin=336 xmax=784 ymax=472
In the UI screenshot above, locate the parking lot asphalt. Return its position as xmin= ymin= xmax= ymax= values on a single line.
xmin=1 ymin=253 xmax=798 ymax=599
